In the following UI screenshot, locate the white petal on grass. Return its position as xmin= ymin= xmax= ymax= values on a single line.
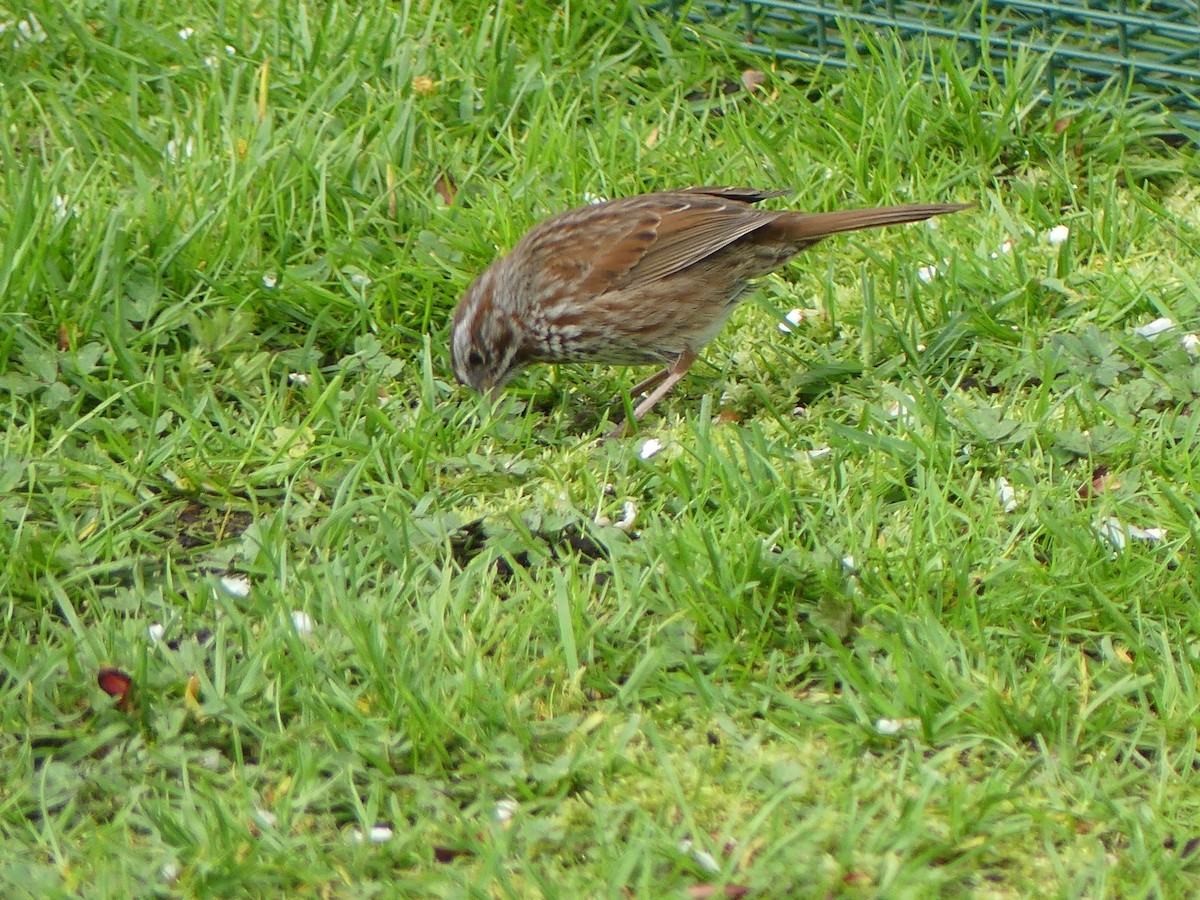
xmin=1095 ymin=517 xmax=1167 ymax=553
xmin=1095 ymin=518 xmax=1127 ymax=552
xmin=582 ymin=192 xmax=606 ymax=205
xmin=678 ymin=839 xmax=721 ymax=874
xmin=16 ymin=16 xmax=47 ymax=43
xmin=159 ymin=861 xmax=181 ymax=884
xmin=219 ymin=575 xmax=251 ymax=597
xmin=262 ymin=272 xmax=278 ymax=289
xmin=917 ymin=264 xmax=938 ymax=284
xmin=613 ymin=500 xmax=638 ymax=531
xmin=53 ymin=194 xmax=73 ymax=220
xmin=638 ymin=438 xmax=662 ymax=460
xmin=1133 ymin=317 xmax=1174 ymax=339
xmin=197 ymin=749 xmax=223 ymax=770
xmin=352 ymin=825 xmax=395 ymax=844
xmin=874 ymin=717 xmax=904 ymax=735
xmin=349 ymin=273 xmax=372 ymax=288
xmin=777 ymin=307 xmax=806 ymax=333
xmin=806 ymin=446 xmax=832 ymax=460
xmin=1182 ymin=334 xmax=1200 ymax=357
xmin=253 ymin=808 xmax=278 ymax=828
xmin=204 ymin=55 xmax=219 ymax=69
xmin=886 ymin=396 xmax=917 ymax=427
xmin=147 ymin=622 xmax=166 ymax=643
xmin=1130 ymin=525 xmax=1167 ymax=542
xmin=494 ymin=799 xmax=519 ymax=824
xmin=997 ymin=477 xmax=1019 ymax=513
xmin=990 ymin=237 xmax=1015 ymax=259
xmin=178 ymin=27 xmax=195 ymax=40
xmin=287 ymin=372 xmax=310 ymax=386
xmin=165 ymin=137 xmax=195 ymax=161
xmin=1046 ymin=224 xmax=1070 ymax=246
xmin=291 ymin=610 xmax=314 ymax=637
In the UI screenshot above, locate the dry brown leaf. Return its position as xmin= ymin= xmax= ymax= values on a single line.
xmin=1079 ymin=464 xmax=1119 ymax=498
xmin=185 ymin=673 xmax=203 ymax=717
xmin=433 ymin=845 xmax=472 ymax=863
xmin=685 ymin=885 xmax=750 ymax=899
xmin=434 ymin=173 xmax=457 ymax=206
xmin=741 ymin=69 xmax=766 ymax=93
xmin=412 ymin=75 xmax=436 ymax=96
xmin=644 ymin=125 xmax=659 ymax=149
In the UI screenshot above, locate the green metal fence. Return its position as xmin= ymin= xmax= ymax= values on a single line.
xmin=667 ymin=1 xmax=1200 ymax=132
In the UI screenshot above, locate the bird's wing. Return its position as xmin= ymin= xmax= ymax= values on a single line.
xmin=522 ymin=190 xmax=783 ymax=297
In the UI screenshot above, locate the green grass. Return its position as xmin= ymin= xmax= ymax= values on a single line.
xmin=3 ymin=0 xmax=1200 ymax=895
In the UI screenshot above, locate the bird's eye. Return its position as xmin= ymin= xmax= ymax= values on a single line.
xmin=467 ymin=350 xmax=485 ymax=367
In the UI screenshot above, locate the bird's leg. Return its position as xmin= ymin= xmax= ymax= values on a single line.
xmin=607 ymin=349 xmax=696 ymax=438
xmin=626 ymin=368 xmax=671 ymax=399
xmin=607 ymin=368 xmax=670 ymax=409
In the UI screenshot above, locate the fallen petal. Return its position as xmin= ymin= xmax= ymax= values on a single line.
xmin=679 ymin=839 xmax=721 ymax=874
xmin=777 ymin=307 xmax=805 ymax=333
xmin=1094 ymin=517 xmax=1127 ymax=552
xmin=638 ymin=438 xmax=663 ymax=460
xmin=291 ymin=610 xmax=314 ymax=637
xmin=997 ymin=477 xmax=1019 ymax=513
xmin=494 ymin=799 xmax=518 ymax=824
xmin=351 ymin=825 xmax=395 ymax=844
xmin=219 ymin=576 xmax=251 ymax=598
xmin=1128 ymin=524 xmax=1167 ymax=542
xmin=1133 ymin=317 xmax=1174 ymax=339
xmin=613 ymin=500 xmax=638 ymax=531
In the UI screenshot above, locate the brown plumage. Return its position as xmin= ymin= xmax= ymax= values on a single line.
xmin=451 ymin=186 xmax=970 ymax=434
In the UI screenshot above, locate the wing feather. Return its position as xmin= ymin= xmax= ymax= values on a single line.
xmin=518 ymin=190 xmax=782 ymax=298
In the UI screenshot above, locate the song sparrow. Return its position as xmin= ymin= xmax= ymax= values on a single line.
xmin=451 ymin=186 xmax=969 ymax=434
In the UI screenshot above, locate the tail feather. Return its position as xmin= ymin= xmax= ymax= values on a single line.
xmin=777 ymin=203 xmax=972 ymax=240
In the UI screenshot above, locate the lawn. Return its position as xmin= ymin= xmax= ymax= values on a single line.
xmin=3 ymin=1 xmax=1199 ymax=896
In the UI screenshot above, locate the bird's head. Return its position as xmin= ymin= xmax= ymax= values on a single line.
xmin=450 ymin=265 xmax=527 ymax=395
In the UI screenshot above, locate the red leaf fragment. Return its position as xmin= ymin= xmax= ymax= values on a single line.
xmin=97 ymin=667 xmax=133 ymax=711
